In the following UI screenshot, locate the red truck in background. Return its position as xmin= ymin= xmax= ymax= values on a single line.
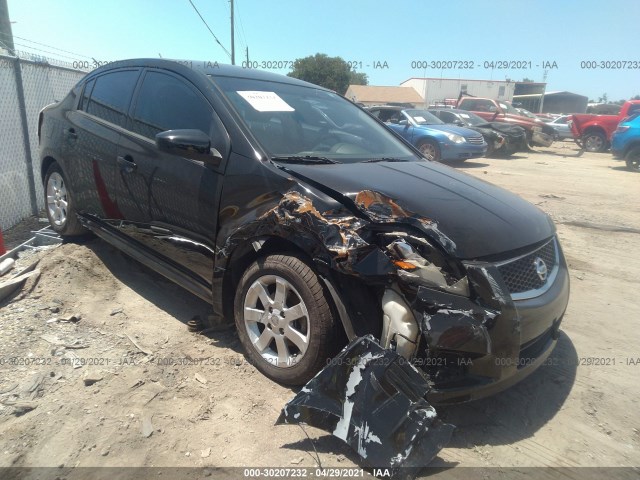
xmin=457 ymin=97 xmax=555 ymax=148
xmin=570 ymin=100 xmax=640 ymax=152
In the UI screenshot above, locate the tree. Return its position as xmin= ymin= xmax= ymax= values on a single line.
xmin=288 ymin=53 xmax=366 ymax=94
xmin=632 ymin=95 xmax=640 ymax=100
xmin=349 ymin=70 xmax=368 ymax=86
xmin=521 ymin=77 xmax=534 ymax=82
xmin=598 ymin=93 xmax=608 ymax=103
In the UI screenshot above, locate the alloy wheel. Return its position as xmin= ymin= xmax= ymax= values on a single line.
xmin=242 ymin=275 xmax=310 ymax=368
xmin=46 ymin=172 xmax=68 ymax=226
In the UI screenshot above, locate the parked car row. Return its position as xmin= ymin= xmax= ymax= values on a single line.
xmin=365 ymin=102 xmax=534 ymax=161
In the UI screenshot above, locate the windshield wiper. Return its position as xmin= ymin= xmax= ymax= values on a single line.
xmin=271 ymin=155 xmax=339 ymax=164
xmin=362 ymin=157 xmax=410 ymax=163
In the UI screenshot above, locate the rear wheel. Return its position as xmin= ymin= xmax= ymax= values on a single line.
xmin=582 ymin=130 xmax=607 ymax=152
xmin=417 ymin=139 xmax=441 ymax=161
xmin=44 ymin=163 xmax=87 ymax=237
xmin=234 ymin=254 xmax=337 ymax=385
xmin=625 ymin=147 xmax=640 ymax=172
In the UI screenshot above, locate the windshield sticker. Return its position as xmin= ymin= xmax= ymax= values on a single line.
xmin=237 ymin=91 xmax=294 ymax=112
xmin=460 ymin=113 xmax=470 ymax=118
xmin=414 ymin=116 xmax=426 ymax=123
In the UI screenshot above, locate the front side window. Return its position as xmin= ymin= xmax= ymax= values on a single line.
xmin=86 ymin=70 xmax=139 ymax=127
xmin=131 ymin=71 xmax=213 ymax=139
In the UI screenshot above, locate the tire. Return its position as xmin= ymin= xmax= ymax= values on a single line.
xmin=44 ymin=163 xmax=87 ymax=237
xmin=234 ymin=254 xmax=337 ymax=385
xmin=582 ymin=130 xmax=607 ymax=152
xmin=625 ymin=147 xmax=640 ymax=172
xmin=416 ymin=139 xmax=441 ymax=161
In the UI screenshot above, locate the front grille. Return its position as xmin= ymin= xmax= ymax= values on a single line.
xmin=466 ymin=135 xmax=485 ymax=145
xmin=496 ymin=238 xmax=558 ymax=296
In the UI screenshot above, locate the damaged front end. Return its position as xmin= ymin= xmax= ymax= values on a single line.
xmin=234 ymin=178 xmax=566 ymax=471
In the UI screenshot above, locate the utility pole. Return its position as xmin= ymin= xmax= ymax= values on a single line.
xmin=230 ymin=0 xmax=235 ymax=65
xmin=0 ymin=0 xmax=16 ymax=55
xmin=539 ymin=69 xmax=549 ymax=113
xmin=245 ymin=46 xmax=249 ymax=65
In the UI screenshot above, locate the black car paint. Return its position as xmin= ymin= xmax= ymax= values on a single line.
xmin=39 ymin=59 xmax=570 ymax=468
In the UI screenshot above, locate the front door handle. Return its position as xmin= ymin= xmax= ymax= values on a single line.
xmin=117 ymin=155 xmax=137 ymax=173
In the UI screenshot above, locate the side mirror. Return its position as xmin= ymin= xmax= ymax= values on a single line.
xmin=398 ymin=119 xmax=409 ymax=126
xmin=455 ymin=120 xmax=465 ymax=126
xmin=155 ymin=129 xmax=222 ymax=166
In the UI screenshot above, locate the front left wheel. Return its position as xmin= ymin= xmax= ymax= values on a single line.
xmin=233 ymin=254 xmax=337 ymax=385
xmin=44 ymin=163 xmax=87 ymax=236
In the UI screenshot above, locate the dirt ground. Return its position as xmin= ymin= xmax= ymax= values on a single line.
xmin=1 ymin=142 xmax=639 ymax=478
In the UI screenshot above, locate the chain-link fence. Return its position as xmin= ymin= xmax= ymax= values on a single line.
xmin=0 ymin=54 xmax=86 ymax=230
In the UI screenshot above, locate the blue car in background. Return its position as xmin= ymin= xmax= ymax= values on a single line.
xmin=367 ymin=106 xmax=487 ymax=161
xmin=611 ymin=113 xmax=640 ymax=171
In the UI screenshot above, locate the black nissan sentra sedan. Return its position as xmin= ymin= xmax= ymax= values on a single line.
xmin=38 ymin=59 xmax=569 ymax=406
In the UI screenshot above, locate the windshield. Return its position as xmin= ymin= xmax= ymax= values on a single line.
xmin=455 ymin=111 xmax=486 ymax=126
xmin=499 ymin=101 xmax=522 ymax=116
xmin=404 ymin=109 xmax=444 ymax=125
xmin=210 ymin=76 xmax=419 ymax=163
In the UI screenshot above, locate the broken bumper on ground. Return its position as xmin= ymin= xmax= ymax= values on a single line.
xmin=277 ymin=336 xmax=454 ymax=471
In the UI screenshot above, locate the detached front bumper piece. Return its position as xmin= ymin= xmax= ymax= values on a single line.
xmin=277 ymin=335 xmax=454 ymax=471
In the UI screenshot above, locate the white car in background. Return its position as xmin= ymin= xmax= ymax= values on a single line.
xmin=547 ymin=115 xmax=573 ymax=140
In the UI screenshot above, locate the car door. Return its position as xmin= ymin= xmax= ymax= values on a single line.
xmin=63 ymin=69 xmax=140 ymax=219
xmin=114 ymin=69 xmax=229 ymax=284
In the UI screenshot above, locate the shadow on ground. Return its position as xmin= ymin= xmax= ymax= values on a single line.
xmin=84 ymin=238 xmax=243 ymax=352
xmin=439 ymin=331 xmax=577 ymax=447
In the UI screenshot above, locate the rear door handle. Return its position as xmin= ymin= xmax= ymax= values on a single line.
xmin=117 ymin=155 xmax=137 ymax=173
xmin=65 ymin=127 xmax=77 ymax=139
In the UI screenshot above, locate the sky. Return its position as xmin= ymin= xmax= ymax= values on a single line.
xmin=4 ymin=0 xmax=640 ymax=102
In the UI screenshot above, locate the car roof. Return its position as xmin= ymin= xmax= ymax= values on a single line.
xmin=83 ymin=58 xmax=328 ymax=91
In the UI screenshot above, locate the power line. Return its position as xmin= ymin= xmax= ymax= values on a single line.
xmin=0 ymin=31 xmax=92 ymax=59
xmin=234 ymin=0 xmax=249 ymax=54
xmin=186 ymin=0 xmax=231 ymax=59
xmin=10 ymin=41 xmax=82 ymax=61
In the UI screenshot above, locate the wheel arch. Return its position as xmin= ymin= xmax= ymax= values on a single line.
xmin=218 ymin=233 xmax=381 ymax=344
xmin=41 ymin=155 xmax=58 ymax=184
xmin=623 ymin=140 xmax=640 ymax=157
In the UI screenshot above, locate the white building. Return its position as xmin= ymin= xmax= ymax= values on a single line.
xmin=400 ymin=77 xmax=516 ymax=106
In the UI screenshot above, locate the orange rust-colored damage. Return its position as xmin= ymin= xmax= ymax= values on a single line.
xmin=355 ymin=190 xmax=433 ymax=227
xmin=261 ymin=192 xmax=367 ymax=257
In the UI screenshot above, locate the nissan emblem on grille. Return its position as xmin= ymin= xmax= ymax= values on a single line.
xmin=534 ymin=257 xmax=548 ymax=282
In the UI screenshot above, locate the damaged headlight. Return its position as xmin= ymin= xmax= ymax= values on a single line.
xmin=382 ymin=234 xmax=470 ymax=297
xmin=443 ymin=132 xmax=466 ymax=144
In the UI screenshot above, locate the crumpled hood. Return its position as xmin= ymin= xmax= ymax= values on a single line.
xmin=283 ymin=161 xmax=555 ymax=259
xmin=478 ymin=122 xmax=527 ymax=138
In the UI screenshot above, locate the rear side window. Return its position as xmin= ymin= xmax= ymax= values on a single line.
xmin=459 ymin=99 xmax=493 ymax=112
xmin=131 ymin=71 xmax=213 ymax=139
xmin=86 ymin=70 xmax=139 ymax=127
xmin=80 ymin=79 xmax=95 ymax=111
xmin=627 ymin=104 xmax=640 ymax=116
